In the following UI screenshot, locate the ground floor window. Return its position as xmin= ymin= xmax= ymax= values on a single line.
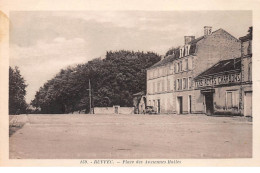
xmin=226 ymin=90 xmax=239 ymax=109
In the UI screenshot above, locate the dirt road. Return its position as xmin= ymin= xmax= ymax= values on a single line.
xmin=9 ymin=114 xmax=252 ymax=159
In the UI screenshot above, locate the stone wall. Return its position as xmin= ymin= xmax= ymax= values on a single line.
xmin=94 ymin=107 xmax=134 ymax=114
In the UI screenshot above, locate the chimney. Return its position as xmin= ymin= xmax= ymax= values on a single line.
xmin=184 ymin=36 xmax=195 ymax=44
xmin=204 ymin=26 xmax=212 ymax=36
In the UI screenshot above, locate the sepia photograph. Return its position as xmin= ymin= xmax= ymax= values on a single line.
xmin=7 ymin=10 xmax=253 ymax=160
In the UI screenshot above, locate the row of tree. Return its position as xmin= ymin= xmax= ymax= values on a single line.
xmin=28 ymin=50 xmax=161 ymax=114
xmin=9 ymin=67 xmax=28 ymax=115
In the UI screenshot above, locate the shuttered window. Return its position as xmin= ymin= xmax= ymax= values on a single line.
xmin=226 ymin=90 xmax=239 ymax=108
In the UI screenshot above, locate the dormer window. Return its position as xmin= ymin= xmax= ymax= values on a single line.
xmin=179 ymin=47 xmax=184 ymax=58
xmin=184 ymin=45 xmax=191 ymax=56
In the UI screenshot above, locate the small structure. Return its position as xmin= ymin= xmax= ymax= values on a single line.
xmin=133 ymin=91 xmax=146 ymax=114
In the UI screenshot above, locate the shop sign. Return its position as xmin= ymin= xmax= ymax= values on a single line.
xmin=195 ymin=73 xmax=241 ymax=88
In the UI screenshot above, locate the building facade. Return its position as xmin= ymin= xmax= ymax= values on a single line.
xmin=171 ymin=26 xmax=241 ymax=115
xmin=194 ymin=58 xmax=242 ymax=115
xmin=146 ymin=56 xmax=175 ymax=113
xmin=146 ymin=26 xmax=242 ymax=115
xmin=239 ymin=27 xmax=252 ymax=116
xmin=193 ymin=27 xmax=252 ymax=116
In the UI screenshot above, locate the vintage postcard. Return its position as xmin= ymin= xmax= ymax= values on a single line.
xmin=0 ymin=0 xmax=260 ymax=167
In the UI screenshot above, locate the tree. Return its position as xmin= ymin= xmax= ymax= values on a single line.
xmin=9 ymin=66 xmax=28 ymax=115
xmin=31 ymin=50 xmax=161 ymax=113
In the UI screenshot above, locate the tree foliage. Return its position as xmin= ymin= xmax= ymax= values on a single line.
xmin=9 ymin=66 xmax=28 ymax=115
xmin=31 ymin=50 xmax=161 ymax=114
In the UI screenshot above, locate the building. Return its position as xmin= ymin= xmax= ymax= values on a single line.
xmin=193 ymin=27 xmax=252 ymax=116
xmin=239 ymin=27 xmax=252 ymax=116
xmin=146 ymin=55 xmax=175 ymax=114
xmin=194 ymin=58 xmax=242 ymax=115
xmin=146 ymin=26 xmax=241 ymax=115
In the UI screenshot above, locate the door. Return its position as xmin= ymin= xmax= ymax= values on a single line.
xmin=205 ymin=92 xmax=214 ymax=115
xmin=177 ymin=97 xmax=183 ymax=114
xmin=157 ymin=99 xmax=161 ymax=113
xmin=188 ymin=95 xmax=192 ymax=114
xmin=244 ymin=91 xmax=252 ymax=116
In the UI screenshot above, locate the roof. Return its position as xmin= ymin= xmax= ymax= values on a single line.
xmin=194 ymin=58 xmax=241 ymax=79
xmin=146 ymin=54 xmax=177 ymax=70
xmin=189 ymin=36 xmax=204 ymax=44
xmin=148 ymin=28 xmax=239 ymax=70
xmin=133 ymin=91 xmax=145 ymax=96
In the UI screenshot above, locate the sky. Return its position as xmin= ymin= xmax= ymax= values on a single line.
xmin=9 ymin=11 xmax=252 ymax=103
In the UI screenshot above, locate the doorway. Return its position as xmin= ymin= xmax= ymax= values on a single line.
xmin=188 ymin=95 xmax=192 ymax=114
xmin=157 ymin=99 xmax=161 ymax=113
xmin=244 ymin=91 xmax=252 ymax=117
xmin=177 ymin=96 xmax=183 ymax=114
xmin=204 ymin=92 xmax=214 ymax=115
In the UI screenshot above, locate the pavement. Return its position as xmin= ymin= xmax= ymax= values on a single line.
xmin=9 ymin=114 xmax=252 ymax=159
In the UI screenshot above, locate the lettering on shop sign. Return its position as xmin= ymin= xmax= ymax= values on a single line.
xmin=195 ymin=73 xmax=241 ymax=88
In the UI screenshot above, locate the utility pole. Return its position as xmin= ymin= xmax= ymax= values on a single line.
xmin=89 ymin=79 xmax=92 ymax=114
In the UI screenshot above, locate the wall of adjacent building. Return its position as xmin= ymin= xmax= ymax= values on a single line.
xmin=240 ymin=37 xmax=252 ymax=116
xmin=194 ymin=29 xmax=241 ymax=77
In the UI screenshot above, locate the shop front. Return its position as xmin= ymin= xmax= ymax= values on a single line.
xmin=194 ymin=58 xmax=243 ymax=116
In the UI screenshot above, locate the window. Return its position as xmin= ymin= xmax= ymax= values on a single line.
xmin=183 ymin=78 xmax=188 ymax=90
xmin=157 ymin=82 xmax=160 ymax=92
xmin=153 ymin=82 xmax=155 ymax=93
xmin=248 ymin=62 xmax=252 ymax=81
xmin=248 ymin=40 xmax=252 ymax=54
xmin=177 ymin=79 xmax=182 ymax=91
xmin=188 ymin=58 xmax=193 ymax=70
xmin=184 ymin=59 xmax=188 ymax=71
xmin=226 ymin=90 xmax=239 ymax=108
xmin=162 ymin=80 xmax=165 ymax=92
xmin=149 ymin=100 xmax=151 ymax=106
xmin=184 ymin=45 xmax=190 ymax=56
xmin=179 ymin=61 xmax=182 ymax=72
xmin=179 ymin=48 xmax=183 ymax=58
xmin=186 ymin=45 xmax=191 ymax=55
xmin=188 ymin=77 xmax=192 ymax=89
xmin=159 ymin=68 xmax=162 ymax=77
xmin=167 ymin=79 xmax=170 ymax=91
xmin=170 ymin=64 xmax=174 ymax=74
